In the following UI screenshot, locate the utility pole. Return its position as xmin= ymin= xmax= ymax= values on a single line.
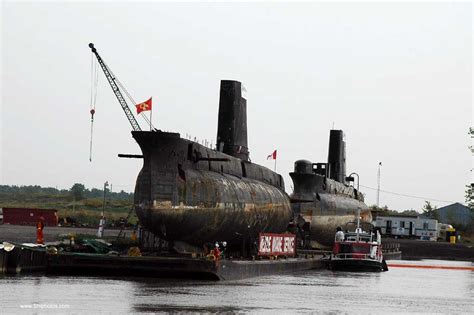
xmin=376 ymin=162 xmax=382 ymax=207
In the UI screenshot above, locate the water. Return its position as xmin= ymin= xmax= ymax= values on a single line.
xmin=1 ymin=260 xmax=472 ymax=314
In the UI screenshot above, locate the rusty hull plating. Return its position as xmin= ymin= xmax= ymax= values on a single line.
xmin=133 ymin=80 xmax=291 ymax=249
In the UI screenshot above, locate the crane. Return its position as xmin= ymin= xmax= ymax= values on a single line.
xmin=88 ymin=43 xmax=142 ymax=131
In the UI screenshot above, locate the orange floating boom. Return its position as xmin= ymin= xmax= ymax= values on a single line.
xmin=387 ymin=263 xmax=474 ymax=271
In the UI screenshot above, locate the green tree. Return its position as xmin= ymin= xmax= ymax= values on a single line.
xmin=422 ymin=201 xmax=438 ymax=220
xmin=70 ymin=183 xmax=85 ymax=200
xmin=400 ymin=209 xmax=418 ymax=216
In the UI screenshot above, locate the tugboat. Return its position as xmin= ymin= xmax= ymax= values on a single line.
xmin=329 ymin=209 xmax=388 ymax=272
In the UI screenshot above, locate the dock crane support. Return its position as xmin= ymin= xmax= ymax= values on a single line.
xmin=88 ymin=43 xmax=142 ymax=131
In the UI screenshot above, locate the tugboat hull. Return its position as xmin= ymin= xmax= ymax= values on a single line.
xmin=329 ymin=258 xmax=385 ymax=272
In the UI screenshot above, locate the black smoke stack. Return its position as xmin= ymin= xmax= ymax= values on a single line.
xmin=327 ymin=130 xmax=346 ymax=184
xmin=216 ymin=80 xmax=249 ymax=161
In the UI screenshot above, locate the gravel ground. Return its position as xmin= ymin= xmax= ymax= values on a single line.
xmin=0 ymin=224 xmax=122 ymax=244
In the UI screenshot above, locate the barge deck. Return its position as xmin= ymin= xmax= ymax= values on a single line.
xmin=46 ymin=252 xmax=325 ymax=280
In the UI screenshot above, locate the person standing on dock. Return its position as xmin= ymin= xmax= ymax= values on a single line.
xmin=97 ymin=215 xmax=106 ymax=238
xmin=36 ymin=217 xmax=45 ymax=244
xmin=335 ymin=226 xmax=345 ymax=241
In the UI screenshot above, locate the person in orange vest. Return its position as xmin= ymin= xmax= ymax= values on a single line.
xmin=212 ymin=243 xmax=221 ymax=267
xmin=36 ymin=216 xmax=45 ymax=244
xmin=131 ymin=229 xmax=137 ymax=241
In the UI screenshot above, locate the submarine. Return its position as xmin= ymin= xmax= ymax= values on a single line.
xmin=133 ymin=80 xmax=292 ymax=252
xmin=289 ymin=130 xmax=371 ymax=249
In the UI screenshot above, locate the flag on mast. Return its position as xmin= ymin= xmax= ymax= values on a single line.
xmin=135 ymin=97 xmax=152 ymax=114
xmin=267 ymin=149 xmax=277 ymax=160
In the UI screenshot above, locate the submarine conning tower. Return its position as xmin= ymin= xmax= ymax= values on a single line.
xmin=328 ymin=130 xmax=346 ymax=184
xmin=289 ymin=129 xmax=363 ymax=202
xmin=216 ymin=80 xmax=249 ymax=161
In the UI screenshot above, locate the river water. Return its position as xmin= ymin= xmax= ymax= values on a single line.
xmin=1 ymin=260 xmax=472 ymax=314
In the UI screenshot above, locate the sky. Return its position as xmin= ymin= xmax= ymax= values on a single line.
xmin=1 ymin=1 xmax=472 ymax=212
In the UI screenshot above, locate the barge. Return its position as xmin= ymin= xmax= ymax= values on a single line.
xmin=46 ymin=252 xmax=324 ymax=281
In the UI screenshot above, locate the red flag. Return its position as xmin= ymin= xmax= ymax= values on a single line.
xmin=135 ymin=97 xmax=152 ymax=114
xmin=267 ymin=149 xmax=277 ymax=160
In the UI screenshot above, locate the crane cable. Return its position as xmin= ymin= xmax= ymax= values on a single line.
xmin=87 ymin=50 xmax=153 ymax=160
xmin=89 ymin=53 xmax=99 ymax=162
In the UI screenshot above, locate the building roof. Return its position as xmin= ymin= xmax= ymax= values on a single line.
xmin=376 ymin=215 xmax=429 ymax=220
xmin=375 ymin=213 xmax=418 ymax=218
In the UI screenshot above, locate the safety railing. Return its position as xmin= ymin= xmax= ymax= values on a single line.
xmin=334 ymin=253 xmax=382 ymax=260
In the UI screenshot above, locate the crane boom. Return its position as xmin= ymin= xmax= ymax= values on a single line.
xmin=88 ymin=43 xmax=142 ymax=131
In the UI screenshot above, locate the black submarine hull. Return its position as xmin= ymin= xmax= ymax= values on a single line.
xmin=133 ymin=131 xmax=291 ymax=248
xmin=293 ymin=189 xmax=371 ymax=248
xmin=132 ymin=80 xmax=291 ymax=250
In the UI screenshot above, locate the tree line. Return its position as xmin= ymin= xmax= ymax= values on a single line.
xmin=0 ymin=184 xmax=133 ymax=201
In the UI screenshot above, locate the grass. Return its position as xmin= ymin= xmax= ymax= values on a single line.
xmin=0 ymin=190 xmax=138 ymax=226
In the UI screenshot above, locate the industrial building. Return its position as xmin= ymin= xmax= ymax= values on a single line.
xmin=435 ymin=202 xmax=472 ymax=228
